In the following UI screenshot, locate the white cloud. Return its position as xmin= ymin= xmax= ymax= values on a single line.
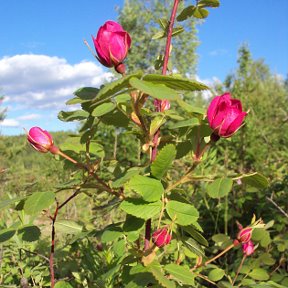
xmin=17 ymin=114 xmax=41 ymax=121
xmin=209 ymin=49 xmax=228 ymax=57
xmin=1 ymin=119 xmax=20 ymax=127
xmin=0 ymin=54 xmax=113 ymax=111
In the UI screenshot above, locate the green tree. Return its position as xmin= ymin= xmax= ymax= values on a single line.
xmin=117 ymin=0 xmax=198 ymax=75
xmin=0 ymin=96 xmax=6 ymax=121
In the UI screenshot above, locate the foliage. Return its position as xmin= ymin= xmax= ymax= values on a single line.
xmin=117 ymin=0 xmax=199 ymax=75
xmin=1 ymin=1 xmax=288 ymax=288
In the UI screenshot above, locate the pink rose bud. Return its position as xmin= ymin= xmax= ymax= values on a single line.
xmin=237 ymin=227 xmax=253 ymax=244
xmin=152 ymin=228 xmax=171 ymax=248
xmin=207 ymin=93 xmax=247 ymax=138
xmin=92 ymin=20 xmax=131 ymax=72
xmin=27 ymin=127 xmax=58 ymax=154
xmin=242 ymin=240 xmax=254 ymax=256
xmin=153 ymin=99 xmax=170 ymax=112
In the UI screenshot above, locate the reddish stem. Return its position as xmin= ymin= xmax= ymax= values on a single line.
xmin=49 ymin=201 xmax=59 ymax=288
xmin=49 ymin=187 xmax=82 ymax=287
xmin=144 ymin=0 xmax=180 ymax=251
xmin=162 ymin=0 xmax=180 ymax=76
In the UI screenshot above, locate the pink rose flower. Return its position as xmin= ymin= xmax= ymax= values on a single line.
xmin=152 ymin=228 xmax=171 ymax=248
xmin=237 ymin=227 xmax=253 ymax=244
xmin=242 ymin=240 xmax=255 ymax=256
xmin=27 ymin=127 xmax=58 ymax=154
xmin=92 ymin=20 xmax=131 ymax=70
xmin=207 ymin=93 xmax=247 ymax=138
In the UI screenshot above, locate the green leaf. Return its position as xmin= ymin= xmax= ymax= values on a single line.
xmin=58 ymin=110 xmax=89 ymax=122
xmin=18 ymin=225 xmax=41 ymax=242
xmin=55 ymin=220 xmax=83 ymax=234
xmin=91 ymin=102 xmax=116 ymax=117
xmin=129 ymin=77 xmax=179 ymax=100
xmin=74 ymin=87 xmax=99 ymax=100
xmin=112 ymin=167 xmax=143 ymax=188
xmin=183 ymin=237 xmax=205 ymax=257
xmin=0 ymin=196 xmax=27 ymax=210
xmin=150 ymin=115 xmax=166 ymax=136
xmin=120 ymin=199 xmax=162 ymax=220
xmin=143 ymin=74 xmax=209 ymax=92
xmin=177 ymin=5 xmax=196 ymax=21
xmin=166 ymin=200 xmax=199 ymax=226
xmin=123 ymin=215 xmax=145 ymax=233
xmin=193 ymin=7 xmax=209 ymax=19
xmin=24 ymin=192 xmax=55 ymax=215
xmin=208 ymin=268 xmax=225 ymax=281
xmin=101 ymin=109 xmax=130 ymax=127
xmin=101 ymin=224 xmax=123 ymax=243
xmin=177 ymin=99 xmax=206 ymax=114
xmin=249 ymin=268 xmax=270 ymax=281
xmin=183 ymin=226 xmax=208 ymax=246
xmin=236 ymin=172 xmax=269 ymax=189
xmin=127 ymin=175 xmax=164 ymax=202
xmin=147 ymin=261 xmax=176 ymax=288
xmin=165 ymin=264 xmax=195 ymax=286
xmin=66 ymin=87 xmax=99 ymax=105
xmin=151 ymin=144 xmax=176 ymax=179
xmin=198 ymin=0 xmax=220 ymax=8
xmin=0 ymin=228 xmax=16 ymax=243
xmin=92 ymin=72 xmax=142 ymax=104
xmin=54 ymin=281 xmax=73 ymax=288
xmin=207 ymin=178 xmax=233 ymax=199
xmin=169 ymin=118 xmax=199 ymax=129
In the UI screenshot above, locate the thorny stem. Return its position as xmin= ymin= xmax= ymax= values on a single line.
xmin=49 ymin=185 xmax=83 ymax=287
xmin=232 ymin=254 xmax=247 ymax=285
xmin=57 ymin=150 xmax=122 ymax=198
xmin=144 ymin=0 xmax=180 ymax=251
xmin=191 ymin=243 xmax=236 ymax=271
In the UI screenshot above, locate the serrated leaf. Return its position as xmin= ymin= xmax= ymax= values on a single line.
xmin=193 ymin=7 xmax=209 ymax=19
xmin=55 ymin=220 xmax=83 ymax=234
xmin=120 ymin=199 xmax=162 ymax=220
xmin=165 ymin=264 xmax=195 ymax=286
xmin=169 ymin=118 xmax=199 ymax=129
xmin=198 ymin=0 xmax=220 ymax=8
xmin=18 ymin=225 xmax=41 ymax=242
xmin=236 ymin=172 xmax=269 ymax=189
xmin=0 ymin=228 xmax=16 ymax=243
xmin=92 ymin=102 xmax=116 ymax=117
xmin=129 ymin=77 xmax=179 ymax=100
xmin=183 ymin=237 xmax=205 ymax=257
xmin=0 ymin=196 xmax=27 ymax=210
xmin=151 ymin=144 xmax=176 ymax=179
xmin=207 ymin=178 xmax=233 ymax=199
xmin=92 ymin=72 xmax=142 ymax=104
xmin=58 ymin=110 xmax=89 ymax=122
xmin=177 ymin=5 xmax=196 ymax=21
xmin=147 ymin=261 xmax=176 ymax=288
xmin=166 ymin=200 xmax=199 ymax=226
xmin=208 ymin=268 xmax=225 ymax=281
xmin=128 ymin=175 xmax=164 ymax=202
xmin=74 ymin=87 xmax=99 ymax=100
xmin=143 ymin=74 xmax=209 ymax=92
xmin=172 ymin=26 xmax=184 ymax=37
xmin=112 ymin=167 xmax=143 ymax=188
xmin=24 ymin=192 xmax=55 ymax=215
xmin=150 ymin=115 xmax=166 ymax=136
xmin=54 ymin=281 xmax=73 ymax=288
xmin=183 ymin=226 xmax=208 ymax=246
xmin=101 ymin=224 xmax=123 ymax=243
xmin=177 ymin=99 xmax=206 ymax=114
xmin=152 ymin=31 xmax=166 ymax=40
xmin=249 ymin=268 xmax=270 ymax=281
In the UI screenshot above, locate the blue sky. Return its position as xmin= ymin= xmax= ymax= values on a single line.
xmin=1 ymin=0 xmax=287 ymax=135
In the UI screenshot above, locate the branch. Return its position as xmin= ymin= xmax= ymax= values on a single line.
xmin=266 ymin=196 xmax=288 ymax=218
